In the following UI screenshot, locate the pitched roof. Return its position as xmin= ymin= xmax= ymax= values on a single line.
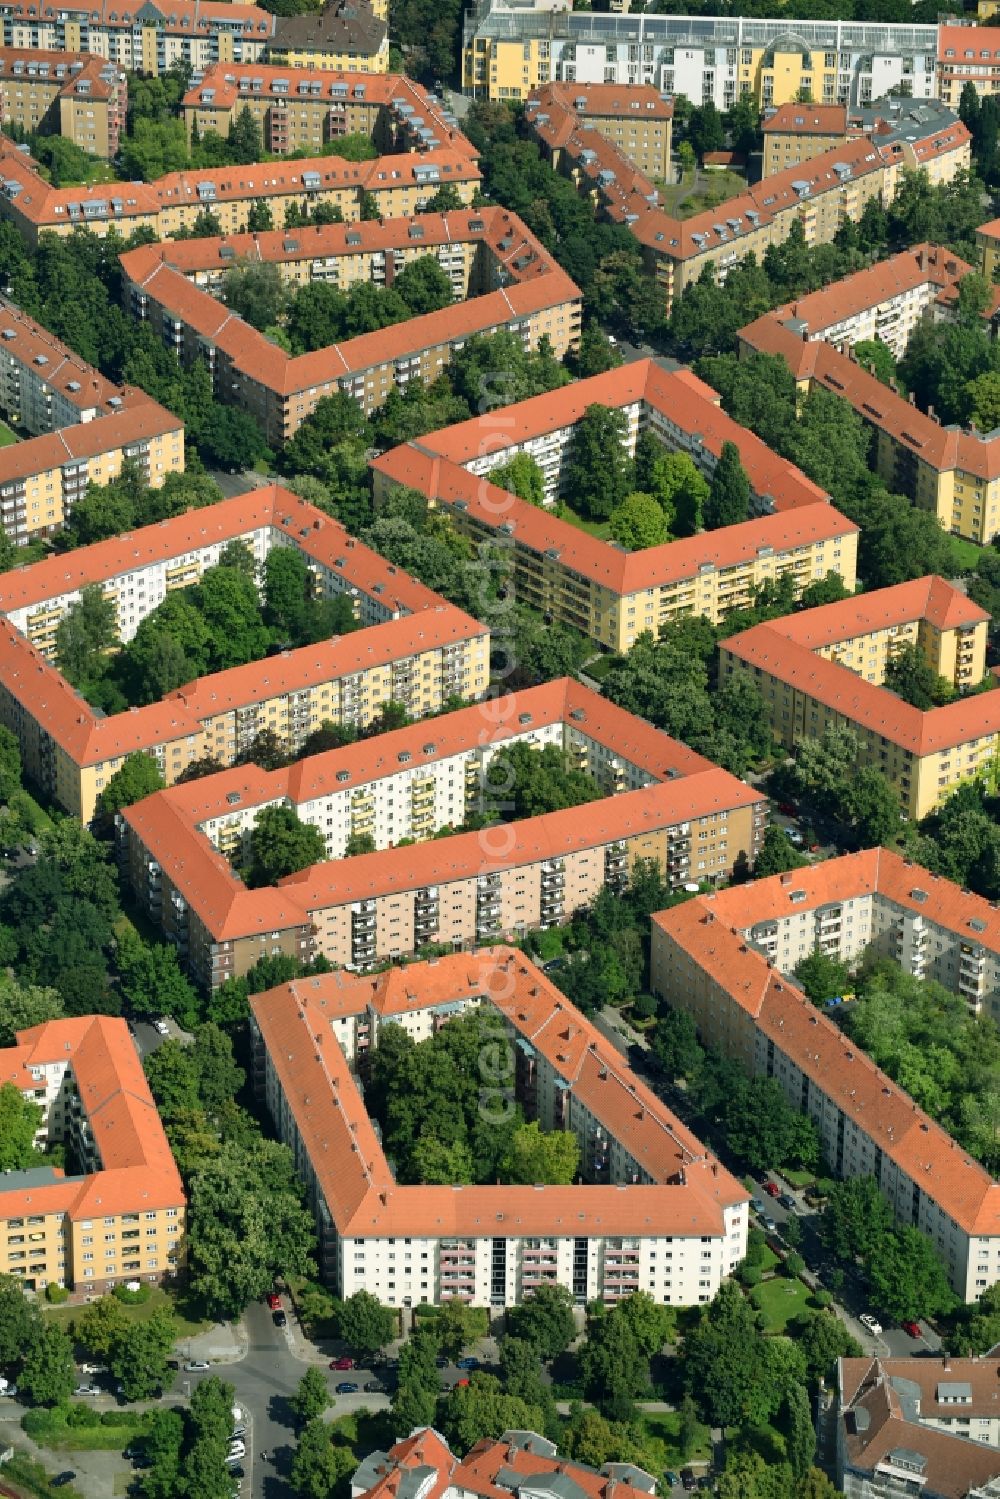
xmin=771 ymin=244 xmax=972 ymax=336
xmin=763 ymin=103 xmax=847 ymax=136
xmin=250 ymin=947 xmax=746 ymax=1242
xmin=652 ymin=851 xmax=1000 ymax=1237
xmin=720 ymin=579 xmax=997 ymax=758
xmin=271 ymin=0 xmax=385 ymax=54
xmin=0 ymin=1015 xmax=183 ymax=1219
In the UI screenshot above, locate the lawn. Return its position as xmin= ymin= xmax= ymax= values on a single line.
xmin=43 ymin=1285 xmax=211 ymax=1340
xmin=1 ymin=1451 xmax=87 ymax=1497
xmin=22 ymin=1405 xmax=147 ymax=1452
xmin=0 ymin=419 xmax=19 ymax=447
xmin=750 ymin=1275 xmax=813 ymax=1332
xmin=582 ymin=653 xmax=615 ymax=683
xmin=660 ymin=168 xmax=748 ymax=218
xmin=638 ymin=1408 xmax=713 ymax=1470
xmin=556 ymin=503 xmax=612 ymax=541
xmin=946 ymin=534 xmax=984 ymax=575
xmin=756 ymin=1243 xmax=781 ymax=1275
xmin=779 ymin=1168 xmax=816 ymax=1189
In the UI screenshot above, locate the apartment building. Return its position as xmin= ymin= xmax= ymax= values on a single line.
xmin=463 ymin=5 xmax=939 ymax=108
xmin=650 ymin=855 xmax=1000 ymax=1301
xmin=0 ymin=0 xmax=273 ymax=76
xmin=0 ymin=395 xmax=184 ymax=547
xmin=976 ymin=217 xmax=1000 ymax=282
xmin=119 ymin=207 xmax=582 ymax=441
xmin=527 ymin=82 xmax=673 ymax=180
xmin=373 ymin=359 xmax=858 ymax=653
xmin=525 ymin=90 xmax=970 ymax=309
xmin=838 ymin=1356 xmax=1000 ymax=1498
xmin=0 ymin=134 xmax=480 ymax=248
xmin=121 ymin=677 xmax=767 ymax=986
xmin=250 ymin=948 xmax=749 ymax=1306
xmin=267 ymin=0 xmax=388 ymax=72
xmin=762 ymin=96 xmax=972 ymax=181
xmin=0 ymin=1015 xmax=185 ymax=1296
xmin=719 ymin=578 xmax=995 ymax=820
xmin=752 ymin=243 xmax=972 ymax=361
xmin=0 ymin=50 xmax=126 ymax=159
xmin=937 ymin=20 xmax=1000 ymax=108
xmin=181 ymin=66 xmax=470 ymax=159
xmin=353 ymin=1433 xmax=656 ymax=1499
xmin=0 ymin=484 xmax=489 ymax=821
xmin=740 ymin=312 xmax=1000 ymax=544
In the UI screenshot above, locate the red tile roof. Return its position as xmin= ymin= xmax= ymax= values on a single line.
xmin=769 ymin=244 xmax=972 ymax=337
xmin=653 ymin=861 xmax=1000 ymax=1237
xmin=721 ymin=578 xmax=997 ymax=757
xmin=250 ymin=947 xmax=746 ymax=1241
xmin=119 ymin=206 xmax=579 ymax=399
xmin=762 ymin=103 xmax=848 ymax=135
xmin=0 ymin=1015 xmax=184 ymax=1220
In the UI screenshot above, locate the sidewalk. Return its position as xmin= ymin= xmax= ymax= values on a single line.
xmin=179 ymin=1319 xmax=248 ymax=1364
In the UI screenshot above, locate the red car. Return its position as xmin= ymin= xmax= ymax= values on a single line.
xmin=902 ymin=1321 xmax=922 ymax=1339
xmin=763 ymin=1181 xmax=780 ymax=1198
xmin=330 ymin=1357 xmax=354 ymax=1370
xmin=266 ymin=1293 xmax=282 ymax=1311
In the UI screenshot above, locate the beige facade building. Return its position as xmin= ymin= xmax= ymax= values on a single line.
xmin=651 ymin=851 xmax=1000 ymax=1301
xmin=181 ymin=66 xmax=465 ymax=160
xmin=740 ymin=303 xmax=1000 ymax=545
xmin=718 ymin=579 xmax=995 ymax=821
xmin=374 ymin=359 xmax=858 ymax=653
xmin=266 ymin=0 xmax=388 ymax=72
xmin=0 ymin=485 xmax=489 ymax=822
xmin=122 ymin=678 xmax=766 ymax=988
xmin=119 ymin=207 xmax=581 ymax=442
xmin=0 ymin=0 xmax=273 ymax=78
xmin=0 ymin=1015 xmax=184 ymax=1296
xmin=251 ymin=949 xmax=748 ymax=1306
xmin=527 ymin=82 xmax=672 ymax=181
xmin=0 ymin=49 xmax=126 ymax=159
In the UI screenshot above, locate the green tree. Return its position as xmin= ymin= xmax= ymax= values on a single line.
xmin=95 ymin=751 xmax=165 ymax=823
xmin=56 ymin=584 xmax=117 ymax=686
xmin=704 ymin=441 xmax=751 ymax=530
xmin=0 ymin=1273 xmax=41 ymax=1366
xmin=247 ymin=805 xmax=326 ymax=887
xmin=111 ymin=1306 xmax=178 ymax=1400
xmin=18 ymin=1322 xmax=75 ymax=1405
xmin=0 ymin=1082 xmax=41 ymax=1169
xmin=0 ymin=976 xmax=63 ymax=1046
xmin=785 ymin=1383 xmax=816 ymax=1481
xmin=198 ymin=405 xmax=270 ymax=472
xmin=434 ymin=1299 xmax=482 ymax=1362
xmin=794 ymin=1309 xmax=862 ymax=1385
xmin=885 ymin=643 xmax=955 ymax=710
xmin=821 ymin=1176 xmax=894 ymax=1263
xmin=222 ymin=260 xmax=286 ymax=331
xmin=75 ymin=1294 xmax=130 ymax=1360
xmin=482 ymin=742 xmax=601 ymax=820
xmin=687 ymin=101 xmax=725 ymax=161
xmin=753 ymin=826 xmax=807 ymax=878
xmin=615 ymin=1290 xmax=673 ymax=1356
xmin=336 ymin=1290 xmax=395 ymax=1358
xmin=290 ymin=1418 xmax=355 ymax=1499
xmin=866 ymin=1226 xmax=957 ymax=1322
xmin=116 ymin=928 xmax=200 ymax=1027
xmin=608 ymin=491 xmax=669 ymax=550
xmin=681 ymin=1281 xmax=764 ymax=1432
xmin=227 ymin=105 xmax=262 ymax=164
xmin=394 ymin=255 xmax=453 ymax=314
xmin=500 ymin=1120 xmax=579 ymax=1185
xmin=439 ymin=1373 xmax=546 ymax=1451
xmin=562 ymin=404 xmax=633 ymax=521
xmin=677 ymin=1394 xmax=700 ymax=1460
xmin=186 ymin=1137 xmax=316 ymax=1318
xmin=505 ymin=1281 xmax=576 ymax=1360
xmin=290 ymin=1366 xmax=331 ymax=1426
xmin=652 ymin=1006 xmax=704 ymax=1082
xmin=578 ymin=1309 xmax=648 ymax=1415
xmin=853 ymin=338 xmax=897 ymax=387
xmin=490 ymin=452 xmax=546 ymax=507
xmin=846 ymin=766 xmax=900 ymax=847
xmin=794 ymin=948 xmax=851 ymax=1004
xmin=343 ymin=831 xmax=376 ymax=857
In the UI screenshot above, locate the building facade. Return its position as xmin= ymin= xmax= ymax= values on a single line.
xmin=119 ymin=207 xmax=582 ymax=441
xmin=121 ymin=677 xmax=767 ymax=987
xmin=650 ymin=854 xmax=1000 ymax=1301
xmin=463 ymin=5 xmax=939 ymax=109
xmin=373 ymin=359 xmax=858 ymax=653
xmin=718 ymin=578 xmax=995 ymax=821
xmin=0 ymin=484 xmax=489 ymax=820
xmin=250 ymin=948 xmax=749 ymax=1307
xmin=267 ymin=0 xmax=388 ymax=72
xmin=0 ymin=1015 xmax=185 ymax=1296
xmin=0 ymin=49 xmax=126 ymax=158
xmin=526 ymin=82 xmax=673 ymax=180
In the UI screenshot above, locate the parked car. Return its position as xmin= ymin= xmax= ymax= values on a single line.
xmin=273 ymin=1310 xmax=287 ymax=1328
xmin=763 ymin=1181 xmax=780 ymax=1198
xmin=761 ymin=1215 xmax=778 ymax=1234
xmin=665 ymin=1475 xmax=680 ymax=1490
xmin=860 ymin=1314 xmax=882 ymax=1337
xmin=80 ymin=1363 xmax=106 ymax=1376
xmin=184 ymin=1361 xmax=210 ymax=1372
xmin=787 ymin=829 xmax=805 ymax=846
xmin=231 ymin=1424 xmax=246 ymax=1440
xmin=364 ymin=1381 xmax=386 ymax=1394
xmin=778 ymin=1194 xmax=797 ymax=1212
xmin=266 ymin=1293 xmax=282 ymax=1311
xmin=681 ymin=1472 xmax=697 ymax=1493
xmin=456 ymin=1357 xmax=480 ymax=1370
xmin=228 ymin=1468 xmax=245 ymax=1482
xmin=52 ymin=1476 xmax=76 ymax=1489
xmin=225 ymin=1453 xmax=243 ymax=1468
xmin=750 ymin=1197 xmax=766 ymax=1216
xmin=901 ymin=1320 xmax=922 ymax=1339
xmin=73 ymin=1385 xmax=100 ymax=1397
xmin=228 ymin=1441 xmax=246 ymax=1459
xmin=336 ymin=1382 xmax=359 ymax=1394
xmin=330 ymin=1357 xmax=354 ymax=1370
xmin=154 ymin=1019 xmax=170 ymax=1036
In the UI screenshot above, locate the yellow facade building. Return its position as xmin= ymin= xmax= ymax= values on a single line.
xmin=719 ymin=579 xmax=997 ymax=820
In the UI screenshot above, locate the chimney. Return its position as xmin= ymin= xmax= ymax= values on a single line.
xmin=919 ymin=245 xmax=928 ymax=272
xmin=943 ymin=1352 xmax=951 ymax=1371
xmin=909 ymin=391 xmax=916 ymax=405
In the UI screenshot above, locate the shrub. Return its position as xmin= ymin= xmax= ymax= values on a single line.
xmin=737 ymin=1262 xmax=762 ymax=1288
xmin=66 ymin=1404 xmax=101 ymax=1428
xmin=45 ymin=1281 xmax=69 ymax=1303
xmin=785 ymin=1252 xmax=806 ymax=1278
xmin=112 ymin=1282 xmax=151 ymax=1305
